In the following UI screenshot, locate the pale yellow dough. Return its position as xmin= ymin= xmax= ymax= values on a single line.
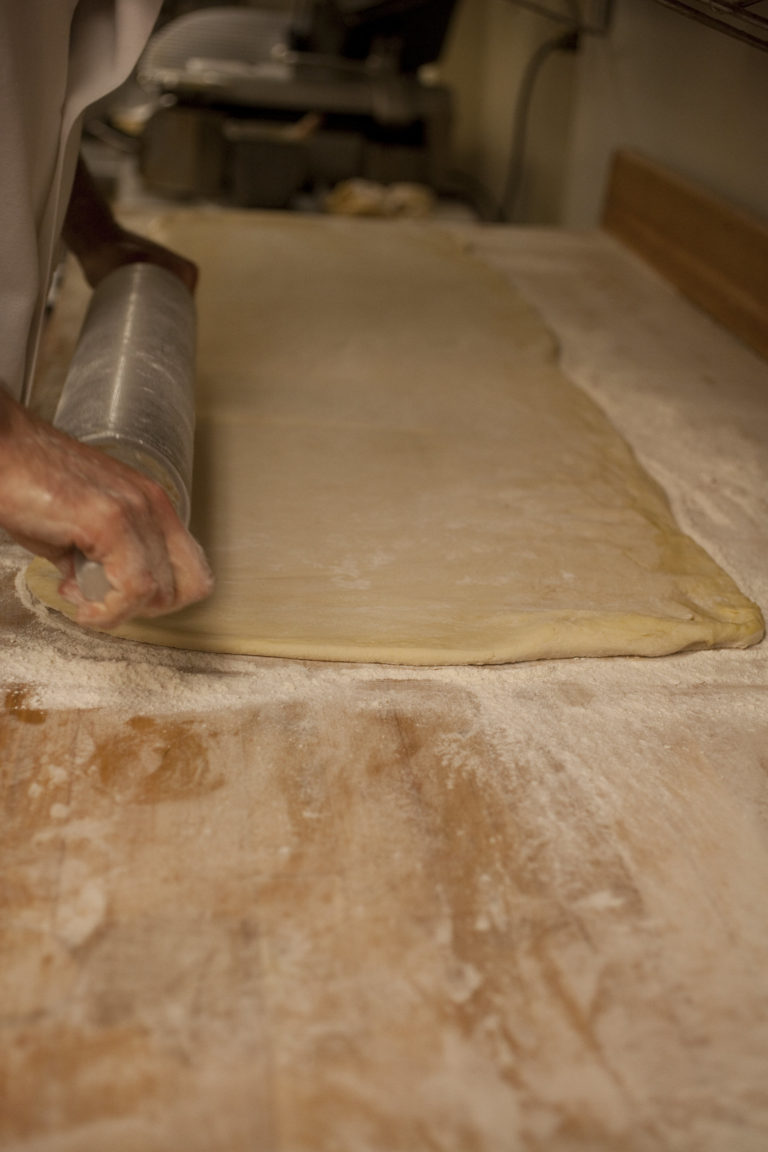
xmin=26 ymin=214 xmax=764 ymax=663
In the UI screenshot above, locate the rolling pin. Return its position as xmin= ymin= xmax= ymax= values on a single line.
xmin=53 ymin=262 xmax=196 ymax=602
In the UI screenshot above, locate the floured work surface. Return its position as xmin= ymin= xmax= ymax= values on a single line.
xmin=27 ymin=214 xmax=763 ymax=662
xmin=6 ymin=226 xmax=768 ymax=1152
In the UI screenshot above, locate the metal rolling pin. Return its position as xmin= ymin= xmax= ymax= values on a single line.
xmin=53 ymin=262 xmax=196 ymax=602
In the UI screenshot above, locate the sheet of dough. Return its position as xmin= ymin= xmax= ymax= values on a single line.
xmin=26 ymin=214 xmax=764 ymax=664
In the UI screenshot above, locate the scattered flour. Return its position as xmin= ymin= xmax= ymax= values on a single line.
xmin=55 ymin=877 xmax=107 ymax=949
xmin=3 ymin=542 xmax=767 ymax=741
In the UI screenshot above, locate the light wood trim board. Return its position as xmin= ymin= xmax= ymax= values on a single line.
xmin=602 ymin=150 xmax=768 ymax=361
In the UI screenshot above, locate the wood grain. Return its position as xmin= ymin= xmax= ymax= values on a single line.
xmin=603 ymin=149 xmax=768 ymax=361
xmin=3 ymin=669 xmax=768 ymax=1151
xmin=2 ymin=677 xmax=768 ymax=1152
xmin=3 ymin=223 xmax=768 ymax=1151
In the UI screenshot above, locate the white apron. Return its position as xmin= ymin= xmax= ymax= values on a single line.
xmin=0 ymin=0 xmax=162 ymax=402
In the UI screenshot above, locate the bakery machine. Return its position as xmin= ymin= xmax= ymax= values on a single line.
xmin=137 ymin=0 xmax=458 ymax=208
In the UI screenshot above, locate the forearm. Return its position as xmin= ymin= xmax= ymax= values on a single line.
xmin=62 ymin=156 xmax=198 ymax=292
xmin=61 ymin=156 xmax=123 ymax=276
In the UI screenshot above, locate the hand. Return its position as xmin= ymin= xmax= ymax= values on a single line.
xmin=0 ymin=392 xmax=213 ymax=629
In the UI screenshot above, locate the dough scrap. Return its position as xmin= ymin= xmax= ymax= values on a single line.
xmin=26 ymin=214 xmax=764 ymax=664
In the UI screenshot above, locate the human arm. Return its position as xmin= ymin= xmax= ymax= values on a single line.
xmin=0 ymin=155 xmax=211 ymax=628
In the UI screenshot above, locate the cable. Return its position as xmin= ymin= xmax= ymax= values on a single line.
xmin=496 ymin=27 xmax=579 ymax=222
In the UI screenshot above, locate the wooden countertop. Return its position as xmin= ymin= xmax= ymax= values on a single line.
xmin=2 ymin=220 xmax=767 ymax=1152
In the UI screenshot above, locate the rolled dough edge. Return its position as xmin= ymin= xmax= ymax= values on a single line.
xmin=23 ymin=557 xmax=765 ymax=666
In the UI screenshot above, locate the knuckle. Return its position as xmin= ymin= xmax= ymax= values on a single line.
xmin=106 ymin=479 xmax=168 ymax=531
xmin=133 ymin=570 xmax=159 ymax=600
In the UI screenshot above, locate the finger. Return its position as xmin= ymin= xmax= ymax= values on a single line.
xmin=70 ymin=494 xmax=211 ymax=628
xmin=65 ymin=485 xmax=179 ymax=626
xmin=142 ymin=527 xmax=213 ymax=618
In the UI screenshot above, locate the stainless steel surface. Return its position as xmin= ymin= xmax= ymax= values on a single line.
xmin=136 ymin=4 xmax=454 ymax=203
xmin=139 ymin=6 xmax=290 ymax=80
xmin=54 ymin=262 xmax=196 ymax=600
